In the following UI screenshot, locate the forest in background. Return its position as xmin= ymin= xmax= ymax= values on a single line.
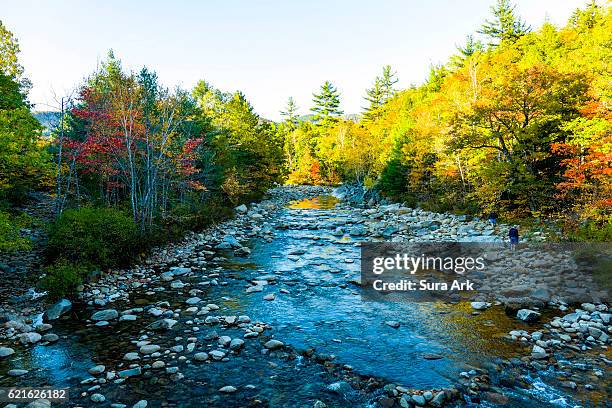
xmin=0 ymin=1 xmax=610 ymax=297
xmin=280 ymin=0 xmax=611 ymax=239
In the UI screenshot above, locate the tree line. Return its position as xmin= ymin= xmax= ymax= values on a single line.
xmin=279 ymin=0 xmax=611 ymax=239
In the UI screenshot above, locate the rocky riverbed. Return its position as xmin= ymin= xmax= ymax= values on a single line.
xmin=0 ymin=185 xmax=609 ymax=407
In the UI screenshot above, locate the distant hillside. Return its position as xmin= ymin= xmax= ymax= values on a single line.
xmin=33 ymin=111 xmax=61 ymax=136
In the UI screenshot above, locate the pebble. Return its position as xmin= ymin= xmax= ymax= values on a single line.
xmin=219 ymin=386 xmax=237 ymax=393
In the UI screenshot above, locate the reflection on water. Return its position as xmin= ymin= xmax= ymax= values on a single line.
xmin=288 ymin=195 xmax=340 ymax=210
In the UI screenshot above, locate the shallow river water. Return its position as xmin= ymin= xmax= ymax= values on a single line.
xmin=0 ymin=195 xmax=599 ymax=407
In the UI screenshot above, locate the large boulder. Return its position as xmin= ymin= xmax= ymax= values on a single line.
xmin=43 ymin=299 xmax=72 ymax=321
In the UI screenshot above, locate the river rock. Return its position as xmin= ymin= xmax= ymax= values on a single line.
xmin=160 ymin=272 xmax=174 ymax=281
xmin=218 ymin=336 xmax=231 ymax=347
xmin=118 ymin=366 xmax=142 ymax=378
xmin=44 ymin=299 xmax=72 ymax=321
xmin=385 ymin=320 xmax=400 ymax=328
xmin=147 ymin=318 xmax=177 ymax=331
xmin=230 ymin=338 xmax=244 ymax=350
xmin=326 ymin=381 xmax=352 ymax=395
xmin=194 ymin=352 xmax=209 ymax=361
xmin=90 ymin=393 xmax=106 ymax=403
xmin=8 ymin=369 xmax=29 ymax=376
xmin=205 ymin=316 xmax=220 ymax=325
xmin=470 ymin=302 xmax=491 ymax=310
xmin=91 ymin=309 xmax=118 ymax=321
xmin=431 ymin=391 xmax=446 ymax=407
xmin=124 ymin=352 xmax=140 ymax=361
xmin=42 ymin=333 xmax=59 ymax=342
xmin=517 ymin=309 xmax=541 ymax=322
xmin=235 ymin=204 xmax=248 ymax=213
xmin=219 ymin=386 xmax=237 ymax=393
xmin=26 ymin=400 xmax=51 ymax=408
xmin=209 ymin=350 xmax=226 ymax=360
xmin=88 ymin=365 xmax=106 ymax=375
xmin=18 ymin=332 xmax=42 ymax=344
xmin=35 ymin=323 xmax=52 ymax=332
xmin=264 ymin=339 xmax=284 ymax=350
xmin=140 ymin=344 xmax=161 ymax=354
xmin=0 ymin=346 xmax=15 ymax=358
xmin=152 ymin=360 xmax=165 ymax=369
xmin=170 ymin=267 xmax=191 ymax=276
xmin=133 ymin=401 xmax=148 ymax=408
xmin=531 ymin=345 xmax=548 ymax=359
xmin=411 ymin=395 xmax=426 ymax=406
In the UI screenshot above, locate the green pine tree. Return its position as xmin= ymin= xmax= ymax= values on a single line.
xmin=380 ymin=65 xmax=398 ymax=100
xmin=478 ymin=0 xmax=530 ymax=45
xmin=362 ymin=77 xmax=385 ymax=119
xmin=311 ymin=81 xmax=343 ymax=123
xmin=280 ymin=97 xmax=299 ymax=127
xmin=363 ymin=65 xmax=398 ymax=120
xmin=450 ymin=35 xmax=484 ymax=69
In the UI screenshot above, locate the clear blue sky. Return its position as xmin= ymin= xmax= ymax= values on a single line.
xmin=2 ymin=0 xmax=589 ymax=120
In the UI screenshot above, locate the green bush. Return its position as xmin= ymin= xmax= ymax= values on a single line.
xmin=0 ymin=210 xmax=32 ymax=253
xmin=47 ymin=207 xmax=139 ymax=269
xmin=566 ymin=220 xmax=612 ymax=242
xmin=377 ymin=158 xmax=408 ymax=200
xmin=142 ymin=195 xmax=234 ymax=248
xmin=42 ymin=259 xmax=90 ymax=300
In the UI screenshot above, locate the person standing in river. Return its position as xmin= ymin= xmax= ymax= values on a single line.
xmin=509 ymin=226 xmax=519 ymax=250
xmin=488 ymin=211 xmax=498 ymax=226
